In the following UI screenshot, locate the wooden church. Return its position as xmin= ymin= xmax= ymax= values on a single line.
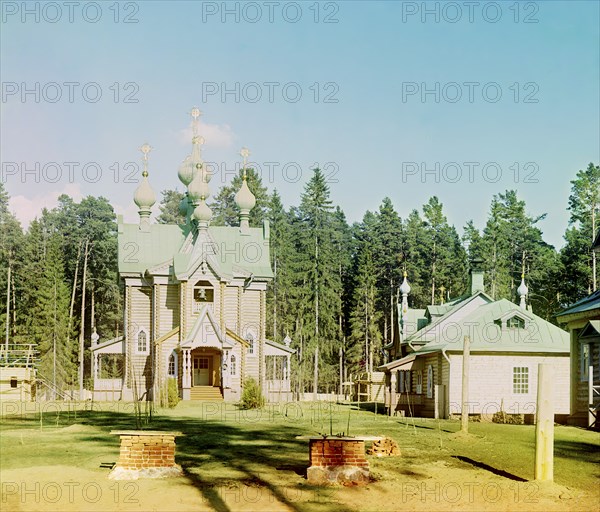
xmin=90 ymin=109 xmax=294 ymax=402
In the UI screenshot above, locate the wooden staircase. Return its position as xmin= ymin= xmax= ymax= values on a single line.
xmin=189 ymin=386 xmax=223 ymax=401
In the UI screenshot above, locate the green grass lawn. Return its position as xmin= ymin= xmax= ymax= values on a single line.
xmin=1 ymin=401 xmax=599 ymax=511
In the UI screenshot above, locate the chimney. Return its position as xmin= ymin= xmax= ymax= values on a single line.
xmin=470 ymin=258 xmax=485 ymax=295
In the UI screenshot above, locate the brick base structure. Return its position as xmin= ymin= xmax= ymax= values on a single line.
xmin=109 ymin=431 xmax=183 ymax=480
xmin=307 ymin=438 xmax=371 ymax=485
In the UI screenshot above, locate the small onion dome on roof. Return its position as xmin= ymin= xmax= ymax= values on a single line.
xmin=193 ymin=198 xmax=212 ymax=222
xmin=134 ymin=174 xmax=156 ymax=209
xmin=234 ymin=177 xmax=256 ymax=212
xmin=178 ymin=156 xmax=194 ymax=186
xmin=134 ymin=143 xmax=156 ymax=209
xmin=188 ymin=170 xmax=210 ymax=203
xmin=399 ymin=271 xmax=411 ymax=295
xmin=517 ymin=276 xmax=529 ymax=297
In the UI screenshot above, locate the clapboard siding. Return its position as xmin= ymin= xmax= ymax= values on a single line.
xmin=447 ymin=353 xmax=570 ymax=415
xmin=224 ymin=286 xmax=239 ymax=331
xmin=160 ymin=284 xmax=180 ymax=335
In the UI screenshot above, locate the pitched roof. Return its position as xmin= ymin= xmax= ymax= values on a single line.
xmin=118 ymin=221 xmax=273 ymax=280
xmin=556 ymin=290 xmax=600 ymax=321
xmin=412 ymin=299 xmax=568 ymax=354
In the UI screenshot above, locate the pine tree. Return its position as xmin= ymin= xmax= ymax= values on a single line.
xmin=372 ymin=198 xmax=402 ymax=347
xmin=210 ymin=168 xmax=269 ymax=227
xmin=294 ymin=169 xmax=342 ymax=394
xmin=0 ymin=183 xmax=24 ymax=347
xmin=266 ymin=190 xmax=296 ymax=342
xmin=563 ymin=162 xmax=600 ymax=297
xmin=157 ymin=189 xmax=186 ymax=224
xmin=348 ymin=217 xmax=382 ymax=374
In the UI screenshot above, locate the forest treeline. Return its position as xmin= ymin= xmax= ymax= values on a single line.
xmin=0 ymin=162 xmax=598 ymax=393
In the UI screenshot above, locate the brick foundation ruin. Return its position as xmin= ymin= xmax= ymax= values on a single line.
xmin=306 ymin=437 xmax=375 ymax=485
xmin=109 ymin=431 xmax=183 ymax=480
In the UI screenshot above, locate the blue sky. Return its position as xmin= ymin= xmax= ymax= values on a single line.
xmin=1 ymin=0 xmax=599 ymax=249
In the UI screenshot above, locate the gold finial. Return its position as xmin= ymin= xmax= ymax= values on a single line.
xmin=140 ymin=143 xmax=152 ymax=177
xmin=439 ymin=285 xmax=446 ymax=304
xmin=240 ymin=147 xmax=250 ymax=180
xmin=403 ymin=270 xmax=407 ymax=278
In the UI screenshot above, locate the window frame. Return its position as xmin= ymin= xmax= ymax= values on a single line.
xmin=581 ymin=343 xmax=590 ymax=382
xmin=135 ymin=327 xmax=149 ymax=354
xmin=168 ymin=351 xmax=177 ymax=378
xmin=513 ymin=366 xmax=529 ymax=394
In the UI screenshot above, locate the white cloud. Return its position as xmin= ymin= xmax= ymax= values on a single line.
xmin=112 ymin=201 xmax=141 ymax=224
xmin=9 ymin=183 xmax=84 ymax=227
xmin=178 ymin=121 xmax=235 ymax=149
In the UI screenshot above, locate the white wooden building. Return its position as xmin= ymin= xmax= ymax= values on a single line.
xmin=381 ymin=263 xmax=570 ymax=420
xmin=90 ymin=111 xmax=293 ymax=402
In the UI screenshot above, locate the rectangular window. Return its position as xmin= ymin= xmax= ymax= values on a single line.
xmin=513 ymin=367 xmax=529 ymax=394
xmin=10 ymin=377 xmax=17 ymax=388
xmin=416 ymin=371 xmax=423 ymax=394
xmin=398 ymin=372 xmax=404 ymax=393
xmin=581 ymin=344 xmax=590 ymax=381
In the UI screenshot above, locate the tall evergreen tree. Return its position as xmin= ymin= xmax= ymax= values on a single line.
xmin=0 ymin=183 xmax=24 ymax=347
xmin=157 ymin=189 xmax=186 ymax=225
xmin=293 ymin=169 xmax=342 ymax=393
xmin=562 ymin=162 xmax=600 ymax=299
xmin=266 ymin=190 xmax=296 ymax=343
xmin=372 ymin=198 xmax=402 ymax=347
xmin=210 ymin=168 xmax=269 ymax=227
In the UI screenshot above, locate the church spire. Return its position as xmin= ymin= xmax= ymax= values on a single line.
xmin=234 ymin=147 xmax=256 ymax=233
xmin=133 ymin=142 xmax=156 ymax=232
xmin=183 ymin=107 xmax=212 ymax=231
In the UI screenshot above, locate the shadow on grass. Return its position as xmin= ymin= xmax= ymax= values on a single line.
xmin=44 ymin=405 xmax=332 ymax=512
xmin=451 ymin=455 xmax=527 ymax=482
xmin=554 ymin=439 xmax=600 ymax=464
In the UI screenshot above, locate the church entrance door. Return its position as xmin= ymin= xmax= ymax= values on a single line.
xmin=193 ymin=356 xmax=211 ymax=386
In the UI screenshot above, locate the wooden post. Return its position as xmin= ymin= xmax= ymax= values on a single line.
xmin=588 ymin=365 xmax=594 ymax=428
xmin=5 ymin=264 xmax=10 ymax=360
xmin=535 ymin=363 xmax=554 ymax=481
xmin=461 ymin=336 xmax=470 ymax=433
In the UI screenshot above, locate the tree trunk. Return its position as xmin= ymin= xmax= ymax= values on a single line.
xmin=78 ymin=239 xmax=90 ymax=395
xmin=67 ymin=242 xmax=82 ymax=349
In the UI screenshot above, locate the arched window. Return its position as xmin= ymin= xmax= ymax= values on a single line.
xmin=136 ymin=328 xmax=148 ymax=354
xmin=246 ymin=333 xmax=255 ymax=355
xmin=168 ymin=352 xmax=177 ymax=377
xmin=230 ymin=355 xmax=236 ymax=376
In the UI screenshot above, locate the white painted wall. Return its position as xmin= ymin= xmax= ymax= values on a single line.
xmin=447 ymin=354 xmax=570 ymax=415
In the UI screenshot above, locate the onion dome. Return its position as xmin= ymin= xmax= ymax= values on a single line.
xmin=234 ymin=177 xmax=256 ymax=212
xmin=235 ymin=147 xmax=256 ymax=222
xmin=399 ymin=271 xmax=411 ymax=295
xmin=193 ymin=197 xmax=212 ymax=223
xmin=517 ymin=277 xmax=529 ymax=298
xmin=178 ymin=156 xmax=194 ymax=186
xmin=188 ymin=169 xmax=210 ymax=203
xmin=134 ymin=173 xmax=156 ymax=209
